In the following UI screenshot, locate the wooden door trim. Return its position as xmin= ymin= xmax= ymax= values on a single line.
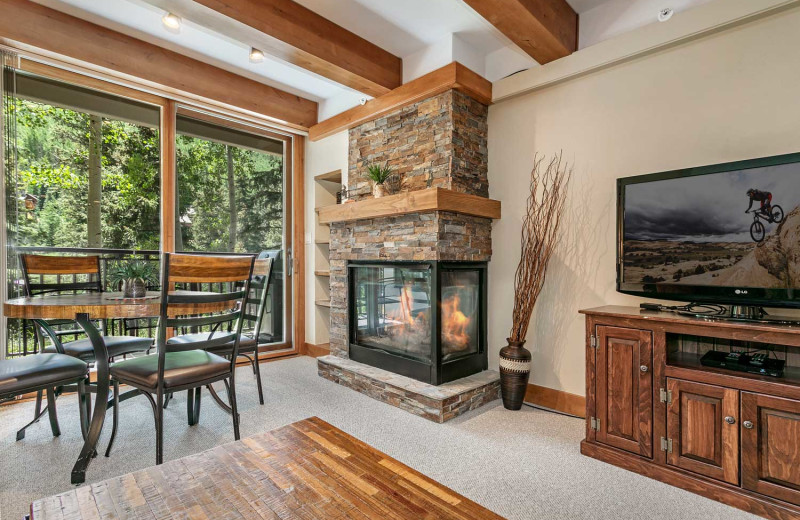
xmin=666 ymin=378 xmax=739 ymax=485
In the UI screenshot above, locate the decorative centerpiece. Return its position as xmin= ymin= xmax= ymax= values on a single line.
xmin=108 ymin=256 xmax=158 ymax=298
xmin=501 ymin=152 xmax=571 ymax=410
xmin=366 ymin=162 xmax=393 ymax=198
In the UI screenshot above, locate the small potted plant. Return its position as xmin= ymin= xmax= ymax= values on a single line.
xmin=108 ymin=256 xmax=158 ymax=298
xmin=366 ymin=162 xmax=393 ymax=198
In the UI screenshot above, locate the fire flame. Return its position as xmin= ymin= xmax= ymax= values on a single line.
xmin=441 ymin=293 xmax=471 ymax=351
xmin=386 ymin=284 xmax=427 ymax=341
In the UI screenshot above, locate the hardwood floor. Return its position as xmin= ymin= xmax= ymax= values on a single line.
xmin=30 ymin=416 xmax=504 ymax=519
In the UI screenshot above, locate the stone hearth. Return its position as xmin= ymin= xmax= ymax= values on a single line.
xmin=318 ymin=355 xmax=500 ymax=423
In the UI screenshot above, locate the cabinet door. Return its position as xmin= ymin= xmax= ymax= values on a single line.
xmin=666 ymin=379 xmax=739 ymax=485
xmin=742 ymin=392 xmax=800 ymax=506
xmin=595 ymin=326 xmax=653 ymax=458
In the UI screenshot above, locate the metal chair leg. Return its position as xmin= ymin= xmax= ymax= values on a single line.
xmin=186 ymin=388 xmax=201 ymax=426
xmin=253 ymin=353 xmax=264 ymax=405
xmin=228 ymin=377 xmax=240 ymax=441
xmin=163 ymin=392 xmax=173 ymax=409
xmin=45 ymin=387 xmax=60 ymax=437
xmin=16 ymin=390 xmax=46 ymax=441
xmin=155 ymin=389 xmax=164 ymax=465
xmin=104 ymin=380 xmax=120 ymax=457
xmin=78 ymin=379 xmax=90 ymax=442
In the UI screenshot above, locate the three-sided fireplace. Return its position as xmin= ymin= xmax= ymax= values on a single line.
xmin=348 ymin=261 xmax=488 ymax=385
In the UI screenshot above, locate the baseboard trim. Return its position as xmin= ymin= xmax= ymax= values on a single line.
xmin=524 ymin=383 xmax=585 ymax=418
xmin=303 ymin=342 xmax=331 ymax=358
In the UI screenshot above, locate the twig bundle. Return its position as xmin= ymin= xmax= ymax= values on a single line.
xmin=509 ymin=152 xmax=572 ymax=343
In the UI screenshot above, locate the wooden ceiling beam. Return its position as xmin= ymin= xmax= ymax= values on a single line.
xmin=185 ymin=0 xmax=402 ymax=97
xmin=463 ymin=0 xmax=578 ymax=64
xmin=0 ymin=0 xmax=318 ymax=129
xmin=309 ymin=62 xmax=491 ymax=142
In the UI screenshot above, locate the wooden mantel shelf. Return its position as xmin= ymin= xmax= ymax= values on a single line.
xmin=317 ymin=188 xmax=501 ymax=224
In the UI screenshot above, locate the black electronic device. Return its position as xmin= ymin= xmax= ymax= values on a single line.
xmin=700 ymin=350 xmax=785 ymax=378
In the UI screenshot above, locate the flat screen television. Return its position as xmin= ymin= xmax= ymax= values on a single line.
xmin=617 ymin=152 xmax=800 ymax=309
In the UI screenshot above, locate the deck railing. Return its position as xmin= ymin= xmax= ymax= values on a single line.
xmin=5 ymin=247 xmax=284 ymax=358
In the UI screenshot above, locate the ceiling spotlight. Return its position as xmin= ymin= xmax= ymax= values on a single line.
xmin=162 ymin=12 xmax=182 ymax=30
xmin=657 ymin=7 xmax=674 ymax=22
xmin=249 ymin=47 xmax=265 ymax=63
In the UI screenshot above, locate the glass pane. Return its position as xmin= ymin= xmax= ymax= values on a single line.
xmin=352 ymin=265 xmax=432 ymax=363
xmin=176 ymin=115 xmax=286 ymax=345
xmin=440 ymin=269 xmax=480 ymax=361
xmin=3 ymin=69 xmax=161 ymax=357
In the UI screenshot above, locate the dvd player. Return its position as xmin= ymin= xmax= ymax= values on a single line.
xmin=700 ymin=350 xmax=785 ymax=378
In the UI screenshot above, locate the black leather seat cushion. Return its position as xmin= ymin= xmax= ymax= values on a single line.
xmin=167 ymin=332 xmax=258 ymax=353
xmin=44 ymin=335 xmax=153 ymax=362
xmin=0 ymin=353 xmax=88 ymax=397
xmin=110 ymin=351 xmax=230 ymax=390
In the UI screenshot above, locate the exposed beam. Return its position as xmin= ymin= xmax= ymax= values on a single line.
xmin=463 ymin=0 xmax=578 ymax=64
xmin=160 ymin=0 xmax=402 ymax=97
xmin=0 ymin=0 xmax=317 ymax=129
xmin=309 ymin=62 xmax=491 ymax=142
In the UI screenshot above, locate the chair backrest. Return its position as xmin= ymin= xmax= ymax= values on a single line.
xmin=20 ymin=254 xmax=102 ymax=297
xmin=243 ymin=257 xmax=274 ymax=343
xmin=155 ymin=253 xmax=255 ymax=385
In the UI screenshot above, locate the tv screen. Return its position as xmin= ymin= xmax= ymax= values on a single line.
xmin=617 ymin=153 xmax=800 ymax=307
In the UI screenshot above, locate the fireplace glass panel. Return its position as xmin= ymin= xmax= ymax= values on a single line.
xmin=352 ymin=265 xmax=433 ymax=362
xmin=440 ymin=269 xmax=480 ymax=361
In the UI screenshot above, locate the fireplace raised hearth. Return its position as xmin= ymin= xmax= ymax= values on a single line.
xmin=348 ymin=261 xmax=487 ymax=385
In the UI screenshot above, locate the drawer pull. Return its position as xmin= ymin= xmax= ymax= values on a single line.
xmin=724 ymin=416 xmax=736 ymax=425
xmin=743 ymin=420 xmax=754 ymax=429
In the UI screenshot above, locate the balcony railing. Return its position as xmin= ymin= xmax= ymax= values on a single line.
xmin=5 ymin=247 xmax=284 ymax=358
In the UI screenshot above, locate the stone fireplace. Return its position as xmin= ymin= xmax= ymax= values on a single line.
xmin=317 ymin=80 xmax=501 ymax=422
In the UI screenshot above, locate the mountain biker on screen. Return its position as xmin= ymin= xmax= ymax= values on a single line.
xmin=746 ymin=188 xmax=772 ymax=217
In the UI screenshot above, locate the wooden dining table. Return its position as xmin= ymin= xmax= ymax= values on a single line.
xmin=4 ymin=291 xmax=230 ymax=484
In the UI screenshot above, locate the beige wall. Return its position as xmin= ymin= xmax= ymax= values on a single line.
xmin=305 ymin=131 xmax=348 ymax=345
xmin=487 ymin=7 xmax=800 ymax=395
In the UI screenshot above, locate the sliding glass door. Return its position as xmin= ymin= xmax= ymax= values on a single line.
xmin=2 ymin=64 xmax=161 ymax=357
xmin=175 ymin=112 xmax=290 ymax=347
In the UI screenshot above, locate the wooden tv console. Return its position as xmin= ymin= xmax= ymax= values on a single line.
xmin=581 ymin=306 xmax=800 ymax=520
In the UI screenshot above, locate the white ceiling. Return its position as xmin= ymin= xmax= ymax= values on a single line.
xmin=29 ymin=0 xmax=714 ymax=123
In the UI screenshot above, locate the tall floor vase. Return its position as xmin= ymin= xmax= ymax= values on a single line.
xmin=499 ymin=339 xmax=531 ymax=410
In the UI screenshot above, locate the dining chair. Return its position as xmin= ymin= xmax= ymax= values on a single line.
xmin=0 ymin=353 xmax=90 ymax=440
xmin=16 ymin=254 xmax=154 ymax=440
xmin=167 ymin=256 xmax=274 ymax=405
xmin=105 ymin=253 xmax=255 ymax=464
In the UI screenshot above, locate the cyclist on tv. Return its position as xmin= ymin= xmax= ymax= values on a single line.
xmin=746 ymin=188 xmax=773 ymax=217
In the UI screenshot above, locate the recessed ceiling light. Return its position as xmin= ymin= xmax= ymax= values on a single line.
xmin=249 ymin=47 xmax=265 ymax=63
xmin=162 ymin=12 xmax=182 ymax=30
xmin=657 ymin=8 xmax=674 ymax=22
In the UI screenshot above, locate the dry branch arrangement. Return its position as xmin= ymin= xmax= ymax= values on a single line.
xmin=508 ymin=152 xmax=572 ymax=343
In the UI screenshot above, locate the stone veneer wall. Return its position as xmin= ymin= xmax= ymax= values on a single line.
xmin=347 ymin=89 xmax=488 ymax=201
xmin=328 ymin=212 xmax=492 ymax=357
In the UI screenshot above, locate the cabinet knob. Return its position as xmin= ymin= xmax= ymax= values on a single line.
xmin=640 ymin=365 xmax=648 ymax=373
xmin=743 ymin=420 xmax=754 ymax=429
xmin=724 ymin=416 xmax=736 ymax=425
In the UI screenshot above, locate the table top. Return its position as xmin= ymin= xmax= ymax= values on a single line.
xmin=4 ymin=291 xmax=228 ymax=320
xmin=30 ymin=416 xmax=503 ymax=520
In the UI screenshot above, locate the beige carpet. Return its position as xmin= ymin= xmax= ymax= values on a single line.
xmin=0 ymin=356 xmax=757 ymax=520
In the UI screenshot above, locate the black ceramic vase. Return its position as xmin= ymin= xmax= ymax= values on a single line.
xmin=499 ymin=339 xmax=531 ymax=410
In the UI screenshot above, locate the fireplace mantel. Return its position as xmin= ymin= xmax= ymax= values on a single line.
xmin=317 ymin=188 xmax=501 ymax=224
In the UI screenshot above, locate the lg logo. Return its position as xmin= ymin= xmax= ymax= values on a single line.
xmin=735 ymin=289 xmax=749 ymax=295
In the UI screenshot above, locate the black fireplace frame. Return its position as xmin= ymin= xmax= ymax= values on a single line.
xmin=347 ymin=260 xmax=488 ymax=385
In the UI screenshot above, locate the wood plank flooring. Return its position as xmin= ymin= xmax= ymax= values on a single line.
xmin=30 ymin=416 xmax=504 ymax=519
